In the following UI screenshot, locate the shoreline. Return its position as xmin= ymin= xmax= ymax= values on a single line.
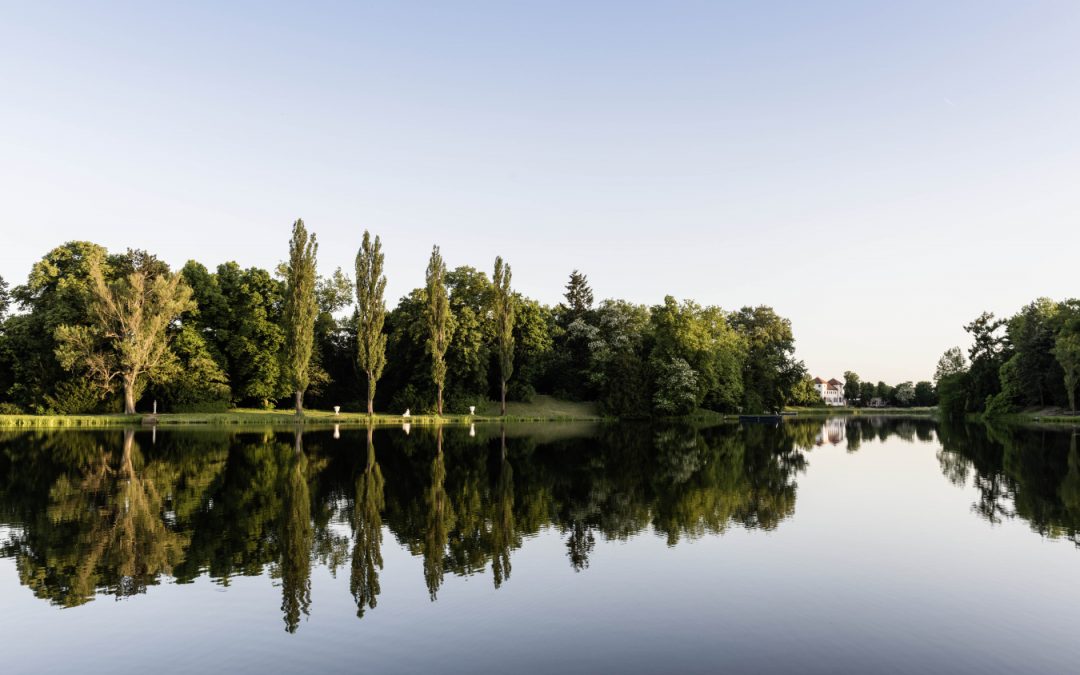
xmin=0 ymin=407 xmax=949 ymax=429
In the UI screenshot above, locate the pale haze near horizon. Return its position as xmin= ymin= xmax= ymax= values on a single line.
xmin=2 ymin=1 xmax=1078 ymax=385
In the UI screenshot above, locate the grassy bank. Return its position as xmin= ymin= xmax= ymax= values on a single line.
xmin=983 ymin=410 xmax=1080 ymax=426
xmin=0 ymin=395 xmax=606 ymax=428
xmin=782 ymin=406 xmax=938 ymax=417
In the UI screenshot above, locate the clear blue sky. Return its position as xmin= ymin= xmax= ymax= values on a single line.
xmin=2 ymin=1 xmax=1078 ymax=383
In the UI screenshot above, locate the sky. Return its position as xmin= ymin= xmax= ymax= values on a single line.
xmin=2 ymin=1 xmax=1078 ymax=384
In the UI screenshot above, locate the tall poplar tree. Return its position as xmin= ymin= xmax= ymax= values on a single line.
xmin=283 ymin=219 xmax=318 ymax=415
xmin=493 ymin=256 xmax=515 ymax=415
xmin=355 ymin=231 xmax=387 ymax=415
xmin=425 ymin=246 xmax=453 ymax=416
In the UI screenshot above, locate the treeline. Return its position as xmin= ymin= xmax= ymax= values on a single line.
xmin=934 ymin=298 xmax=1080 ymax=417
xmin=0 ymin=222 xmax=810 ymax=416
xmin=838 ymin=371 xmax=937 ymax=408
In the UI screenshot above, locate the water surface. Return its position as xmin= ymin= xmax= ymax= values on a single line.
xmin=1 ymin=418 xmax=1079 ymax=673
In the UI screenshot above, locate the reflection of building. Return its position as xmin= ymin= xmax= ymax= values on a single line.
xmin=816 ymin=418 xmax=846 ymax=446
xmin=813 ymin=377 xmax=846 ymax=406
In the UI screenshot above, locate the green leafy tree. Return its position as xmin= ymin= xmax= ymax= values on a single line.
xmin=650 ymin=297 xmax=745 ymax=413
xmin=728 ymin=306 xmax=804 ymax=413
xmin=653 ymin=357 xmax=698 ymax=415
xmin=893 ymin=381 xmax=916 ymax=407
xmin=509 ymin=297 xmax=555 ymax=402
xmin=492 ymin=257 xmax=516 ymax=416
xmin=425 ymin=246 xmax=453 ymax=416
xmin=844 ymin=371 xmax=861 ymax=406
xmin=7 ymin=242 xmax=111 ymax=409
xmin=198 ymin=262 xmax=288 ymax=407
xmin=283 ymin=219 xmax=319 ymax=415
xmin=1053 ymin=330 xmax=1080 ymax=412
xmin=914 ymin=380 xmax=936 ymax=407
xmin=445 ymin=266 xmax=492 ymax=405
xmin=355 ymin=232 xmax=387 ymax=415
xmin=588 ymin=300 xmax=651 ymax=417
xmin=934 ymin=347 xmax=967 ymax=385
xmin=1004 ymin=299 xmax=1065 ymax=407
xmin=791 ymin=376 xmax=822 ymax=406
xmin=305 ymin=267 xmax=354 ymax=409
xmin=937 ymin=372 xmax=971 ymax=417
xmin=55 ymin=251 xmax=195 ymax=414
xmin=154 ymin=323 xmax=231 ymax=411
xmin=965 ymin=311 xmax=1008 ymax=412
xmin=859 ymin=380 xmax=875 ymax=404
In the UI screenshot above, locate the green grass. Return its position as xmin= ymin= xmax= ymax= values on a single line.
xmin=0 ymin=414 xmax=141 ymax=428
xmin=984 ymin=410 xmax=1080 ymax=426
xmin=473 ymin=395 xmax=602 ymax=420
xmin=0 ymin=395 xmax=606 ymax=428
xmin=782 ymin=406 xmax=938 ymax=416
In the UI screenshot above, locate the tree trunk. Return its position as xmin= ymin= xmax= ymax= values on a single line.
xmin=123 ymin=376 xmax=136 ymax=415
xmin=295 ymin=390 xmax=303 ymax=416
xmin=367 ymin=374 xmax=375 ymax=416
xmin=437 ymin=384 xmax=443 ymax=416
xmin=501 ymin=380 xmax=507 ymax=416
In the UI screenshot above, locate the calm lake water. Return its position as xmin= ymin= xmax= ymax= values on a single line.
xmin=2 ymin=418 xmax=1079 ymax=674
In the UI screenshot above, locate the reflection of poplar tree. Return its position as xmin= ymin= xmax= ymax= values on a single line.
xmin=423 ymin=427 xmax=450 ymax=600
xmin=490 ymin=427 xmax=516 ymax=588
xmin=350 ymin=426 xmax=385 ymax=618
xmin=279 ymin=430 xmax=313 ymax=633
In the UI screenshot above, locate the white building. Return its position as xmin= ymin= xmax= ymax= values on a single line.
xmin=813 ymin=377 xmax=846 ymax=406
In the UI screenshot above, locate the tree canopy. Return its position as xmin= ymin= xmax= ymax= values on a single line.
xmin=1 ymin=238 xmax=828 ymax=417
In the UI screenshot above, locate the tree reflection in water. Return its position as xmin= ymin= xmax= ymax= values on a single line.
xmin=350 ymin=425 xmax=384 ymax=618
xmin=277 ymin=430 xmax=312 ymax=633
xmin=2 ymin=416 xmax=1076 ymax=629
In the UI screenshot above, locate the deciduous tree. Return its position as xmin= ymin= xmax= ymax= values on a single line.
xmin=934 ymin=347 xmax=967 ymax=385
xmin=844 ymin=371 xmax=861 ymax=406
xmin=1054 ymin=331 xmax=1080 ymax=413
xmin=55 ymin=251 xmax=195 ymax=414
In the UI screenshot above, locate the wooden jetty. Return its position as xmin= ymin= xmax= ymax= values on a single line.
xmin=738 ymin=414 xmax=783 ymax=423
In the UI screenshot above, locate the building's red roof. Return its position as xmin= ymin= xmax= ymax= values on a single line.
xmin=827 ymin=378 xmax=843 ymax=386
xmin=813 ymin=377 xmax=826 ymax=384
